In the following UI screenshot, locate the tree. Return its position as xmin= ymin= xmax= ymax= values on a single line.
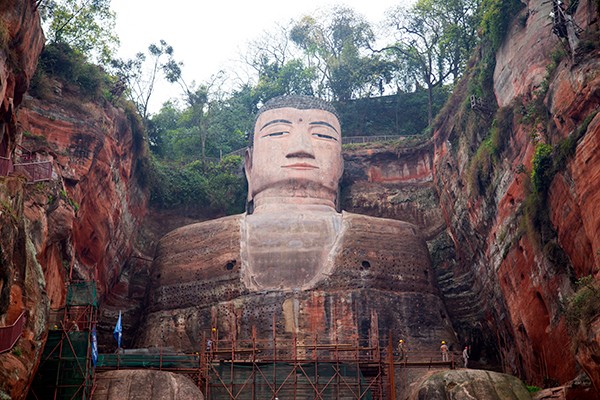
xmin=383 ymin=0 xmax=480 ymax=123
xmin=110 ymin=40 xmax=181 ymax=125
xmin=290 ymin=6 xmax=383 ymax=101
xmin=39 ymin=0 xmax=119 ymax=64
xmin=242 ymin=24 xmax=315 ymax=103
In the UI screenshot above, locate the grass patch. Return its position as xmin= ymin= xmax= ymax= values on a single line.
xmin=12 ymin=347 xmax=22 ymax=357
xmin=526 ymin=384 xmax=542 ymax=393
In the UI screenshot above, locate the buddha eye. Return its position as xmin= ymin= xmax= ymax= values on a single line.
xmin=263 ymin=131 xmax=288 ymax=138
xmin=312 ymin=133 xmax=338 ymax=141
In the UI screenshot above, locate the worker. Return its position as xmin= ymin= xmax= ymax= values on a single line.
xmin=463 ymin=346 xmax=469 ymax=368
xmin=440 ymin=340 xmax=449 ymax=362
xmin=397 ymin=339 xmax=406 ymax=360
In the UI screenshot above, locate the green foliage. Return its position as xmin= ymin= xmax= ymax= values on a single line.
xmin=555 ymin=112 xmax=597 ymax=170
xmin=110 ymin=40 xmax=182 ymax=123
xmin=290 ymin=6 xmax=381 ymax=101
xmin=565 ymin=276 xmax=600 ymax=335
xmin=41 ymin=0 xmax=119 ymax=64
xmin=12 ymin=347 xmax=22 ymax=357
xmin=253 ymin=58 xmax=316 ymax=103
xmin=478 ymin=0 xmax=524 ymax=51
xmin=31 ymin=42 xmax=112 ymax=100
xmin=526 ymin=385 xmax=542 ymax=393
xmin=465 ymin=104 xmax=514 ymax=195
xmin=0 ymin=199 xmax=17 ymax=222
xmin=147 ymin=156 xmax=246 ymax=215
xmin=386 ymin=0 xmax=481 ymax=123
xmin=531 ymin=143 xmax=553 ymax=193
xmin=468 ymin=137 xmax=495 ymax=195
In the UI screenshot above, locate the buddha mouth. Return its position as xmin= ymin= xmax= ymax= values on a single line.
xmin=282 ymin=163 xmax=319 ymax=170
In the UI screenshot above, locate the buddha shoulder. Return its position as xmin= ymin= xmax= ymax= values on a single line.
xmin=154 ymin=214 xmax=243 ymax=285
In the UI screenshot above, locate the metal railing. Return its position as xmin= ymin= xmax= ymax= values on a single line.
xmin=342 ymin=135 xmax=405 ymax=144
xmin=0 ymin=156 xmax=13 ymax=176
xmin=0 ymin=311 xmax=26 ymax=353
xmin=12 ymin=160 xmax=52 ymax=182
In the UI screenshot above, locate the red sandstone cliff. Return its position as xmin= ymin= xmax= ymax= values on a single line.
xmin=431 ymin=0 xmax=600 ymax=391
xmin=0 ymin=1 xmax=46 ymax=398
xmin=0 ymin=2 xmax=150 ymax=398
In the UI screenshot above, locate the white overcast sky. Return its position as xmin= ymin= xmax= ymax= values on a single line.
xmin=111 ymin=0 xmax=416 ymax=113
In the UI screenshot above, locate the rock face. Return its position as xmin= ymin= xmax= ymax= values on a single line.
xmin=0 ymin=2 xmax=46 ymax=399
xmin=413 ymin=369 xmax=532 ymax=400
xmin=0 ymin=2 xmax=150 ymax=399
xmin=341 ymin=140 xmax=445 ymax=240
xmin=136 ymin=212 xmax=455 ymax=353
xmin=93 ymin=370 xmax=203 ymax=400
xmin=431 ymin=0 xmax=600 ymax=389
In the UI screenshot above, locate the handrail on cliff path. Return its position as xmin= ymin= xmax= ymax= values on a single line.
xmin=0 ymin=311 xmax=27 ymax=353
xmin=0 ymin=156 xmax=13 ymax=177
xmin=12 ymin=160 xmax=52 ymax=183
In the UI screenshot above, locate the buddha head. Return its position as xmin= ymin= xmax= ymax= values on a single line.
xmin=245 ymin=95 xmax=343 ymax=211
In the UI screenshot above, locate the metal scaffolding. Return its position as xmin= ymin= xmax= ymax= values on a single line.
xmin=28 ymin=281 xmax=98 ymax=400
xmin=200 ymin=326 xmax=385 ymax=400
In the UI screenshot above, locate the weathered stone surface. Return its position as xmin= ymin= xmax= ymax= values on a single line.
xmin=431 ymin=0 xmax=600 ymax=389
xmin=342 ymin=142 xmax=446 ymax=240
xmin=137 ymin=211 xmax=455 ymax=353
xmin=0 ymin=2 xmax=46 ymax=399
xmin=572 ymin=316 xmax=600 ymax=392
xmin=494 ymin=0 xmax=552 ymax=107
xmin=412 ymin=369 xmax=532 ymax=400
xmin=92 ymin=370 xmax=203 ymax=400
xmin=17 ymin=91 xmax=150 ymax=349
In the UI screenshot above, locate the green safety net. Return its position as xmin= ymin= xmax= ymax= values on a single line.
xmin=28 ymin=331 xmax=94 ymax=400
xmin=97 ymin=353 xmax=199 ymax=369
xmin=66 ymin=282 xmax=98 ymax=307
xmin=208 ymin=362 xmax=374 ymax=400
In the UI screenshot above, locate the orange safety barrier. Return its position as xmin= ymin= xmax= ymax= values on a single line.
xmin=0 ymin=311 xmax=26 ymax=353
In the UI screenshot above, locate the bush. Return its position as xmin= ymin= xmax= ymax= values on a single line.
xmin=479 ymin=0 xmax=525 ymax=51
xmin=565 ymin=276 xmax=600 ymax=335
xmin=148 ymin=156 xmax=246 ymax=215
xmin=34 ymin=42 xmax=109 ymax=99
xmin=526 ymin=385 xmax=541 ymax=393
xmin=531 ymin=143 xmax=553 ymax=193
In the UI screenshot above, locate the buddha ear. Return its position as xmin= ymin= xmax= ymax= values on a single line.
xmin=244 ymin=148 xmax=253 ymax=202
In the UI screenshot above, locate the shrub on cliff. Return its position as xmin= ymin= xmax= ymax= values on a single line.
xmin=147 ymin=155 xmax=246 ymax=216
xmin=30 ymin=42 xmax=112 ymax=100
xmin=565 ymin=276 xmax=600 ymax=337
xmin=478 ymin=0 xmax=525 ymax=51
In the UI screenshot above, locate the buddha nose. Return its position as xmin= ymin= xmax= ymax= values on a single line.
xmin=286 ymin=129 xmax=315 ymax=159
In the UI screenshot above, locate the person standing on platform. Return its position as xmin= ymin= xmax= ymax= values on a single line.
xmin=440 ymin=341 xmax=449 ymax=362
xmin=463 ymin=346 xmax=469 ymax=368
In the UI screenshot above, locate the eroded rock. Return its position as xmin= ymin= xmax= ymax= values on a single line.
xmin=92 ymin=370 xmax=203 ymax=400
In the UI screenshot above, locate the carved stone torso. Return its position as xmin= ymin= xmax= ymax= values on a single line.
xmin=137 ymin=212 xmax=455 ymax=352
xmin=241 ymin=208 xmax=343 ymax=291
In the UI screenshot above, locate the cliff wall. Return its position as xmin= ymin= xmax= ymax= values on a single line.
xmin=0 ymin=2 xmax=150 ymax=398
xmin=432 ymin=0 xmax=600 ymax=388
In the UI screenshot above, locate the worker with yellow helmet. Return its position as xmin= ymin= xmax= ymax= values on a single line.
xmin=440 ymin=340 xmax=449 ymax=362
xmin=397 ymin=339 xmax=406 ymax=360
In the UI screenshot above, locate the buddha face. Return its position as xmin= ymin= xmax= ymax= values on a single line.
xmin=245 ymin=107 xmax=343 ymax=207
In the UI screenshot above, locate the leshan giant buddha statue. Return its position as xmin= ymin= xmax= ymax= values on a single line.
xmin=137 ymin=95 xmax=455 ymax=351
